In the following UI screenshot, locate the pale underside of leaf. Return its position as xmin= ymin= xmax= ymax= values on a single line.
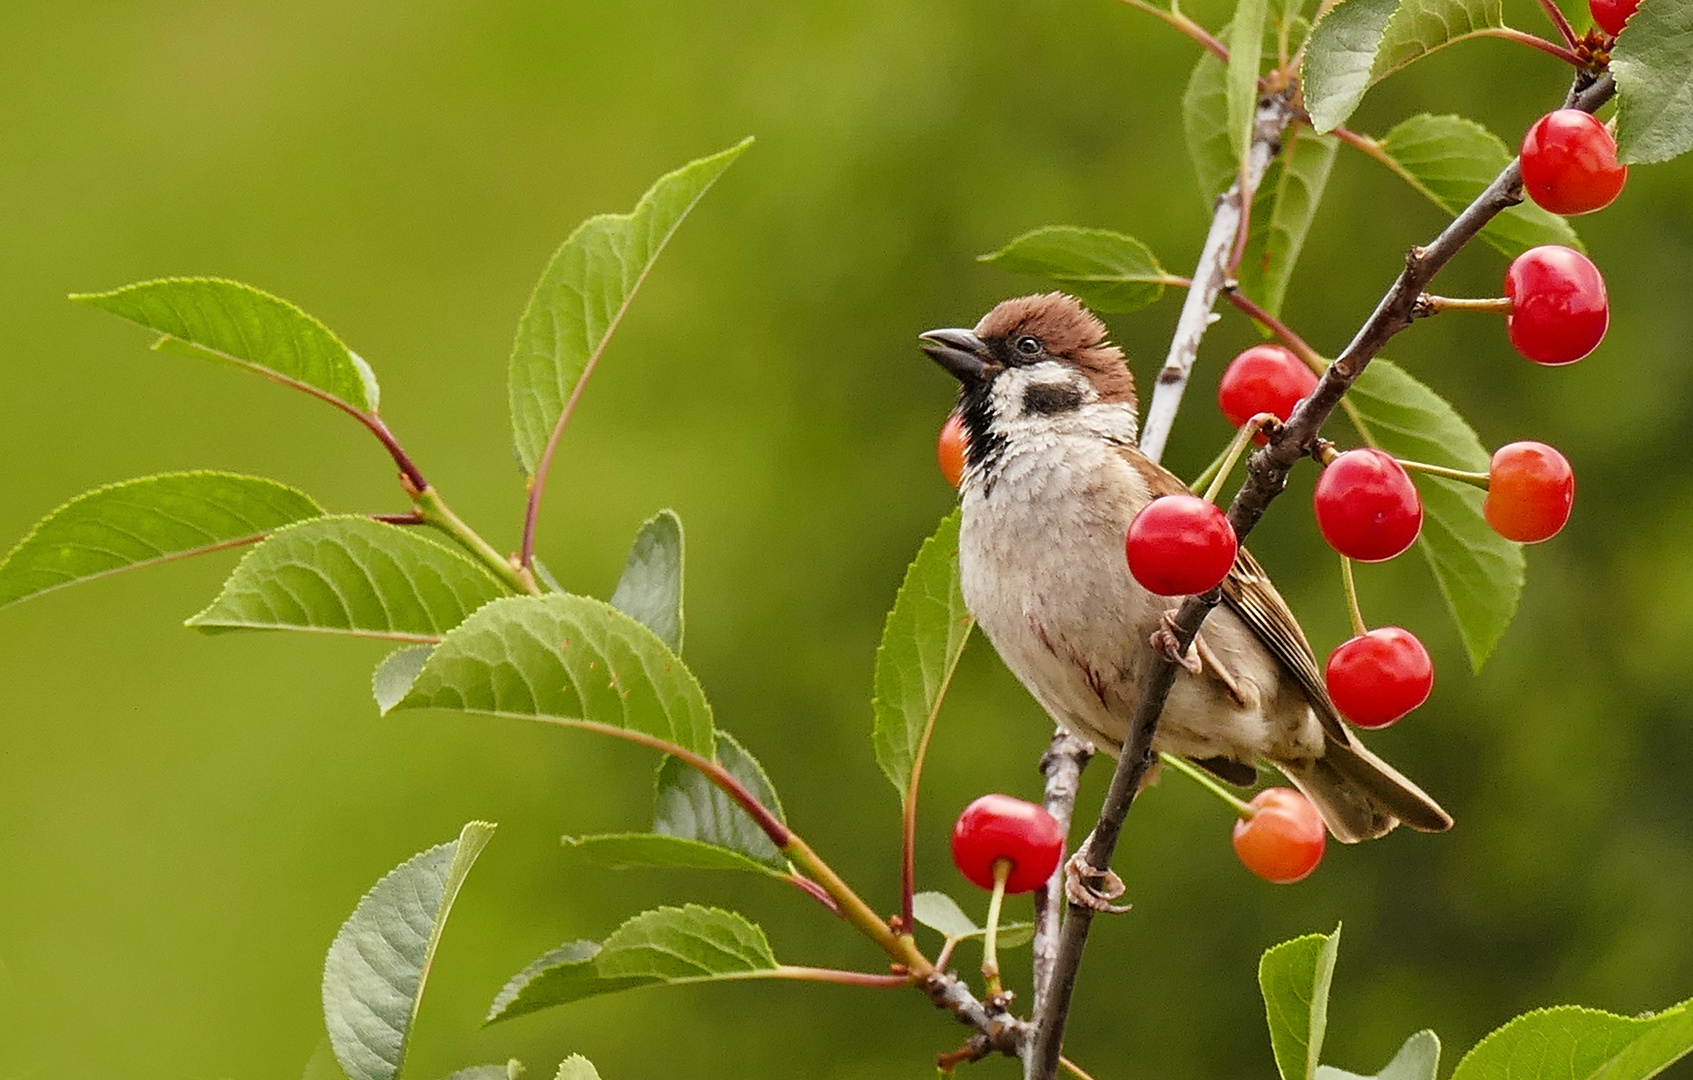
xmin=186 ymin=516 xmax=509 ymax=642
xmin=608 ymin=509 xmax=684 ymax=652
xmin=1347 ymin=361 xmax=1524 ymax=669
xmin=910 ymin=892 xmax=1032 ymax=948
xmin=1374 ymin=114 xmax=1581 ymax=256
xmin=73 ymin=276 xmax=378 ymax=412
xmin=1227 ymin=0 xmax=1271 ymax=166
xmin=486 ymin=905 xmax=780 ymax=1023
xmin=872 ymin=510 xmax=975 ymax=798
xmin=438 ymin=1064 xmax=522 ymax=1080
xmin=654 ymin=730 xmax=786 ymax=866
xmin=508 ymin=139 xmax=752 ymax=474
xmin=1612 ymin=0 xmax=1693 ymax=164
xmin=1240 ymin=126 xmax=1340 ymax=318
xmin=393 ymin=593 xmax=716 ymax=758
xmin=1260 ymin=927 xmax=1342 ymax=1080
xmin=1185 ymin=50 xmax=1237 ymax=201
xmin=1318 ymin=1030 xmax=1441 ymax=1080
xmin=323 ymin=821 xmax=497 ymax=1080
xmin=1449 ymin=997 xmax=1693 ymax=1080
xmin=0 ymin=472 xmax=322 ymax=609
xmin=554 ymin=1057 xmax=603 ymax=1080
xmin=373 ymin=645 xmax=435 ymax=712
xmin=978 ymin=227 xmax=1176 ymax=313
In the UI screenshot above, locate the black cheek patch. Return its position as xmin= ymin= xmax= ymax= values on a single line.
xmin=1021 ymin=382 xmax=1086 ymax=415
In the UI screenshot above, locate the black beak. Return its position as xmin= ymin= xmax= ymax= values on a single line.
xmin=919 ymin=328 xmax=998 ymax=384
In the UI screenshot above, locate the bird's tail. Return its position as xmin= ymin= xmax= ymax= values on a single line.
xmin=1280 ymin=734 xmax=1453 ymax=843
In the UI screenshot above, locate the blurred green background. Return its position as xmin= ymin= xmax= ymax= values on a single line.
xmin=2 ymin=1 xmax=1691 ymax=1077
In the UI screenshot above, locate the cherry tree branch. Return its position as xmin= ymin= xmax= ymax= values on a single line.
xmin=1032 ymin=731 xmax=1094 ymax=1015
xmin=1021 ymin=70 xmax=1614 ymax=1080
xmin=1139 ymin=88 xmax=1298 ymax=461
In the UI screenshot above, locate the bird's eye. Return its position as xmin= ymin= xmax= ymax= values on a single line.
xmin=1014 ymin=335 xmax=1042 ymax=356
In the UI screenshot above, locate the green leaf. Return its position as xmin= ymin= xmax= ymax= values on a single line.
xmin=654 ymin=731 xmax=786 ymax=866
xmin=909 ymin=893 xmax=1031 ymax=948
xmin=554 ymin=1058 xmax=602 ymax=1080
xmin=560 ymin=833 xmax=783 ymax=875
xmin=1613 ymin=0 xmax=1693 ymax=164
xmin=72 ymin=278 xmax=379 ymax=412
xmin=1302 ymin=0 xmax=1503 ymax=132
xmin=1184 ymin=50 xmax=1237 ymax=200
xmin=0 ymin=472 xmax=321 ymax=610
xmin=487 ymin=905 xmax=780 ymax=1023
xmin=509 ymin=139 xmax=751 ymax=474
xmin=1347 ymin=361 xmax=1524 ymax=669
xmin=872 ymin=510 xmax=975 ymax=798
xmin=393 ymin=593 xmax=715 ymax=757
xmin=323 ymin=821 xmax=497 ymax=1080
xmin=1318 ymin=1030 xmax=1441 ymax=1080
xmin=1227 ymin=0 xmax=1270 ymax=166
xmin=186 ymin=517 xmax=508 ymax=642
xmin=978 ymin=227 xmax=1176 ymax=313
xmin=608 ymin=510 xmax=684 ymax=652
xmin=561 ymin=731 xmax=787 ymax=874
xmin=373 ymin=645 xmax=435 ymax=712
xmin=1374 ymin=115 xmax=1581 ymax=257
xmin=911 ymin=891 xmax=980 ymax=940
xmin=1260 ymin=926 xmax=1343 ymax=1080
xmin=1450 ymin=997 xmax=1693 ymax=1080
xmin=439 ymin=1065 xmax=523 ymax=1080
xmin=1239 ymin=126 xmax=1340 ymax=317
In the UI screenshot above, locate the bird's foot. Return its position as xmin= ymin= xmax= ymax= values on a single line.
xmin=1063 ymin=849 xmax=1132 ymax=914
xmin=1151 ymin=610 xmax=1202 ymax=674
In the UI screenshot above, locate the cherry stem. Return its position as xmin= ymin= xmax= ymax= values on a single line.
xmin=1340 ymin=556 xmax=1369 ymax=639
xmin=1202 ymin=412 xmax=1279 ymax=504
xmin=770 ymin=966 xmax=914 ymax=989
xmin=900 ymin=615 xmax=975 ymax=934
xmin=1472 ymin=25 xmax=1585 ymax=64
xmin=1159 ymin=752 xmax=1257 ymax=819
xmin=1112 ymin=0 xmax=1229 ymax=59
xmin=1188 ymin=443 xmax=1231 ymax=493
xmin=1533 ymin=0 xmax=1582 ymax=49
xmin=1395 ymin=458 xmax=1492 ymax=488
xmin=414 ymin=486 xmax=541 ymax=596
xmin=1059 ymin=1057 xmax=1104 ymax=1080
xmin=982 ymin=860 xmax=1010 ymax=998
xmin=1416 ymin=293 xmax=1514 ymax=316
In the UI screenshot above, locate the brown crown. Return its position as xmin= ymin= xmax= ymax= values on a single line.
xmin=974 ymin=292 xmax=1136 ymax=408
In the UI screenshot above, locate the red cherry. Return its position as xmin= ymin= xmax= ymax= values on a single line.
xmin=1217 ymin=345 xmax=1319 ymax=432
xmin=1231 ymin=788 xmax=1326 ymax=884
xmin=1521 ymin=110 xmax=1628 ymax=216
xmin=1312 ymin=449 xmax=1422 ymax=562
xmin=1325 ymin=627 xmax=1434 ymax=729
xmin=1505 ymin=246 xmax=1608 ymax=365
xmin=1485 ymin=441 xmax=1575 ymax=542
xmin=1590 ymin=0 xmax=1640 ymax=36
xmin=951 ymin=794 xmax=1066 ymax=894
xmin=1125 ymin=495 xmax=1238 ymax=596
xmin=938 ymin=412 xmax=968 ymax=489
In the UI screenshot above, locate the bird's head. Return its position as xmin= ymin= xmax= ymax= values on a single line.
xmin=920 ymin=292 xmax=1137 ymax=483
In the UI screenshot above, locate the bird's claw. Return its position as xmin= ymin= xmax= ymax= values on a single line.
xmin=1151 ymin=610 xmax=1202 ymax=674
xmin=1063 ymin=850 xmax=1132 ymax=914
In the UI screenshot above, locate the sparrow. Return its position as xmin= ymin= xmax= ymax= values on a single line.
xmin=919 ymin=292 xmax=1452 ymax=843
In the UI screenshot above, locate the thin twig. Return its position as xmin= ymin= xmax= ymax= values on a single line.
xmin=1139 ymin=89 xmax=1297 ymax=462
xmin=1473 ymin=26 xmax=1585 ymax=65
xmin=1112 ymin=0 xmax=1230 ymax=60
xmin=1532 ymin=0 xmax=1581 ymax=51
xmin=1022 ymin=70 xmax=1614 ymax=1080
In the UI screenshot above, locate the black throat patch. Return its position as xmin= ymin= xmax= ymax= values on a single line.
xmin=957 ymin=381 xmax=1007 ymax=495
xmin=1021 ymin=382 xmax=1085 ymax=416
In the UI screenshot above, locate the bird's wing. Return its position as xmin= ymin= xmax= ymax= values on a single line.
xmin=1127 ymin=451 xmax=1351 ymax=744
